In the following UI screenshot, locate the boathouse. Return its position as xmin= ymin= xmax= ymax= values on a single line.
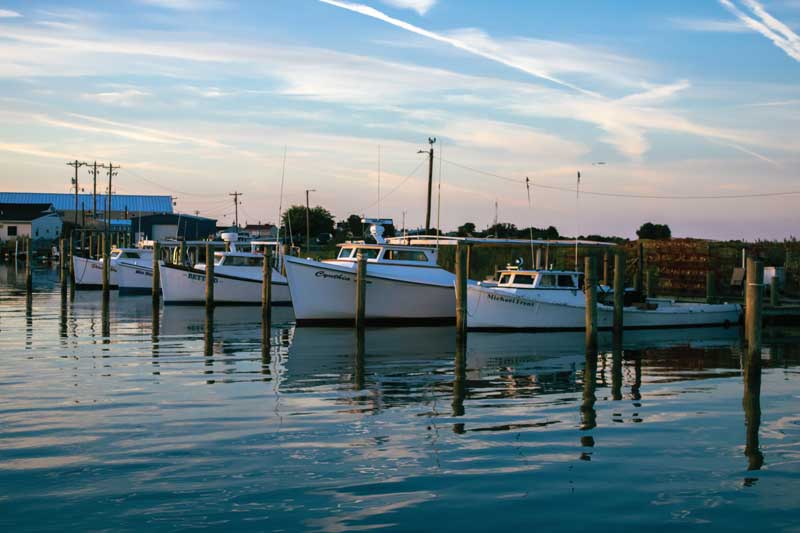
xmin=0 ymin=203 xmax=63 ymax=243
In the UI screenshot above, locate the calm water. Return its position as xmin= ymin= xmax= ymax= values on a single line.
xmin=1 ymin=264 xmax=800 ymax=532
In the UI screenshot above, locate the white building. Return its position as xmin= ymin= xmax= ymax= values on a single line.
xmin=0 ymin=203 xmax=63 ymax=243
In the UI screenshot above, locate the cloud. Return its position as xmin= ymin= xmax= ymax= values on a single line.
xmin=81 ymin=89 xmax=150 ymax=107
xmin=318 ymin=0 xmax=600 ymax=97
xmin=137 ymin=0 xmax=225 ymax=10
xmin=719 ymin=0 xmax=800 ymax=61
xmin=379 ymin=0 xmax=436 ymax=15
xmin=0 ymin=9 xmax=21 ymax=18
xmin=669 ymin=17 xmax=750 ymax=32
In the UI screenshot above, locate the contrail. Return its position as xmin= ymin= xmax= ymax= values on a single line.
xmin=318 ymin=0 xmax=602 ymax=98
xmin=719 ymin=0 xmax=800 ymax=62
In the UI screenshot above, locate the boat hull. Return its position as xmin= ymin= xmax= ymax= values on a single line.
xmin=72 ymin=256 xmax=118 ymax=289
xmin=160 ymin=263 xmax=291 ymax=305
xmin=284 ymin=256 xmax=455 ymax=326
xmin=117 ymin=261 xmax=154 ymax=294
xmin=467 ymin=284 xmax=741 ymax=331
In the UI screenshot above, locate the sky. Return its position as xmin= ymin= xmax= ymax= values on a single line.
xmin=0 ymin=0 xmax=798 ymax=239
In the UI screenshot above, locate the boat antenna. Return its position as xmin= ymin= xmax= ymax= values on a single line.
xmin=575 ymin=170 xmax=580 ymax=271
xmin=377 ymin=144 xmax=381 ymax=218
xmin=435 ymin=138 xmax=443 ymax=249
xmin=277 ymin=145 xmax=287 ymax=261
xmin=526 ymin=176 xmax=535 ymax=269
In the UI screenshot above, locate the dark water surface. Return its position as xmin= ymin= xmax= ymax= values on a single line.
xmin=1 ymin=265 xmax=799 ymax=531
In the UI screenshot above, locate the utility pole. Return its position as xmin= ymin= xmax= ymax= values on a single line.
xmin=99 ymin=162 xmax=120 ymax=238
xmin=229 ymin=191 xmax=242 ymax=229
xmin=305 ymin=188 xmax=316 ymax=254
xmin=88 ymin=161 xmax=99 ymax=219
xmin=67 ymin=160 xmax=87 ymax=230
xmin=418 ymin=137 xmax=436 ymax=234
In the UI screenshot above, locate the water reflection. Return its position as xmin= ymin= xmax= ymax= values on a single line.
xmin=743 ymin=349 xmax=763 ymax=479
xmin=452 ymin=339 xmax=467 ymax=434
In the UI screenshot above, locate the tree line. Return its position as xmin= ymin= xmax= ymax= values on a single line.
xmin=279 ymin=204 xmax=671 ymax=244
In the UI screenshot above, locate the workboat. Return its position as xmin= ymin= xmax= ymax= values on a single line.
xmin=159 ymin=234 xmax=291 ymax=305
xmin=467 ymin=267 xmax=741 ymax=331
xmin=284 ymin=219 xmax=456 ymax=325
xmin=73 ymin=247 xmax=153 ymax=290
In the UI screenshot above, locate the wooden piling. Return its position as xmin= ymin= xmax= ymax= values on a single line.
xmin=745 ymin=258 xmax=763 ymax=351
xmin=770 ymin=276 xmax=780 ymax=307
xmin=58 ymin=238 xmax=65 ymax=283
xmin=87 ymin=233 xmax=93 ymax=259
xmin=613 ymin=251 xmax=624 ymax=334
xmin=635 ymin=241 xmax=644 ymax=292
xmin=68 ymin=237 xmax=75 ymax=285
xmin=152 ymin=242 xmax=160 ymax=305
xmin=262 ymin=249 xmax=272 ymax=330
xmin=205 ymin=243 xmax=214 ymax=311
xmin=25 ymin=237 xmax=32 ymax=294
xmin=79 ymin=231 xmax=85 ymax=265
xmin=584 ymin=256 xmax=597 ymax=352
xmin=179 ymin=241 xmax=185 ymax=266
xmin=706 ymin=271 xmax=717 ymax=304
xmin=102 ymin=233 xmax=110 ymax=299
xmin=602 ymin=251 xmax=609 ymax=286
xmin=646 ymin=268 xmax=656 ymax=298
xmin=355 ymin=253 xmax=367 ymax=330
xmin=455 ymin=244 xmax=468 ymax=340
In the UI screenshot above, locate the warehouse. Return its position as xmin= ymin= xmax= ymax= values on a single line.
xmin=130 ymin=213 xmax=217 ymax=241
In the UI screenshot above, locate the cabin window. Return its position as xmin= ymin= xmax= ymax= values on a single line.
xmin=384 ymin=249 xmax=428 ymax=262
xmin=539 ymin=274 xmax=557 ymax=287
xmin=337 ymin=248 xmax=354 ymax=259
xmin=355 ymin=248 xmax=380 ymax=259
xmin=498 ymin=274 xmax=512 ymax=285
xmin=111 ymin=250 xmax=122 ymax=259
xmin=7 ymin=226 xmax=17 ymax=237
xmin=223 ymin=255 xmax=263 ymax=267
xmin=558 ymin=275 xmax=576 ymax=288
xmin=513 ymin=274 xmax=535 ymax=285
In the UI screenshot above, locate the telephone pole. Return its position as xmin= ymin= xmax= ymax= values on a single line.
xmin=229 ymin=192 xmax=242 ymax=229
xmin=99 ymin=162 xmax=120 ymax=237
xmin=67 ymin=160 xmax=87 ymax=229
xmin=418 ymin=137 xmax=436 ymax=234
xmin=88 ymin=161 xmax=99 ymax=219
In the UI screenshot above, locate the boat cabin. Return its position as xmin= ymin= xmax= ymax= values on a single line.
xmin=495 ymin=269 xmax=584 ymax=290
xmin=213 ymin=251 xmax=264 ymax=267
xmin=334 ymin=243 xmax=438 ymax=267
xmin=110 ymin=248 xmax=152 ymax=261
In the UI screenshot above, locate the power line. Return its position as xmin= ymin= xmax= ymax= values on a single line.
xmin=355 ymin=156 xmax=427 ymax=214
xmin=440 ymin=157 xmax=800 ymax=200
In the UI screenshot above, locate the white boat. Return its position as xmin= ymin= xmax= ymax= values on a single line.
xmin=160 ymin=235 xmax=290 ymax=306
xmin=467 ymin=267 xmax=742 ymax=331
xmin=73 ymin=247 xmax=153 ymax=290
xmin=284 ymin=219 xmax=456 ymax=326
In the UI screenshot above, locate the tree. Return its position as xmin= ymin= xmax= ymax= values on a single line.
xmin=282 ymin=205 xmax=335 ymax=243
xmin=518 ymin=225 xmax=560 ymax=240
xmin=346 ymin=214 xmax=363 ymax=237
xmin=457 ymin=222 xmax=476 ymax=237
xmin=484 ymin=222 xmax=518 ymax=238
xmin=636 ymin=222 xmax=671 ymax=240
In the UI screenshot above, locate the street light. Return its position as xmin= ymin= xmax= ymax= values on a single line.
xmin=305 ymin=188 xmax=316 ymax=254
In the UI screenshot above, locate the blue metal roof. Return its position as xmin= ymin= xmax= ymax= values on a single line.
xmin=0 ymin=192 xmax=173 ymax=214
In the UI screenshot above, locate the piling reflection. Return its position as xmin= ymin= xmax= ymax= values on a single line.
xmin=25 ymin=293 xmax=32 ymax=350
xmin=743 ymin=348 xmax=763 ymax=478
xmin=204 ymin=308 xmax=214 ymax=370
xmin=452 ymin=339 xmax=467 ymax=434
xmin=353 ymin=330 xmax=365 ymax=391
xmin=59 ymin=287 xmax=68 ymax=340
xmin=580 ymin=348 xmax=598 ymax=459
xmin=101 ymin=297 xmax=110 ymax=344
xmin=261 ymin=321 xmax=271 ymax=377
xmin=611 ymin=340 xmax=623 ymax=401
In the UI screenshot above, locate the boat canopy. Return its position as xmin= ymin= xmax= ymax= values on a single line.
xmin=334 ymin=242 xmax=438 ymax=267
xmin=495 ymin=269 xmax=584 ymax=290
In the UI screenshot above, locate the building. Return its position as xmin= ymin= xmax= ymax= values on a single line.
xmin=0 ymin=203 xmax=63 ymax=243
xmin=130 ymin=213 xmax=217 ymax=241
xmin=244 ymin=223 xmax=277 ymax=239
xmin=0 ymin=192 xmax=174 ymax=226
